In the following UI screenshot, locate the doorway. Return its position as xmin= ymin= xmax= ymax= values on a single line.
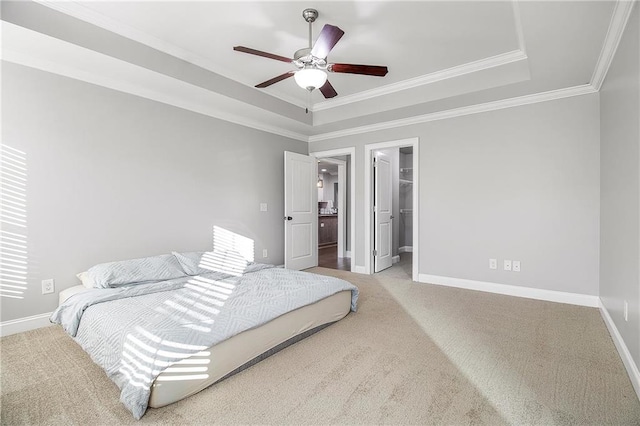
xmin=365 ymin=138 xmax=419 ymax=281
xmin=317 ymin=158 xmax=350 ymax=271
xmin=310 ymin=147 xmax=356 ymax=273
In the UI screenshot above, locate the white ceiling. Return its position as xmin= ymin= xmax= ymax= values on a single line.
xmin=1 ymin=0 xmax=626 ymax=142
xmin=318 ymin=161 xmax=338 ymax=175
xmin=78 ymin=1 xmax=520 ymax=102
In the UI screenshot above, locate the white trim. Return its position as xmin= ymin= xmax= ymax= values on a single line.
xmin=353 ymin=265 xmax=367 ymax=274
xmin=365 ymin=138 xmax=420 ymax=282
xmin=392 ymin=255 xmax=400 ymax=264
xmin=1 ymin=42 xmax=309 ymax=143
xmin=310 ymin=147 xmax=357 ymax=273
xmin=317 ymin=158 xmax=347 ymax=258
xmin=399 ymin=246 xmax=413 ymax=253
xmin=599 ymin=299 xmax=640 ymax=400
xmin=345 ymin=251 xmax=351 ymax=258
xmin=35 ymin=0 xmax=307 ymax=109
xmin=0 ymin=312 xmax=53 ymax=337
xmin=511 ymin=0 xmax=527 ymax=55
xmin=313 ymin=50 xmax=527 ymax=112
xmin=37 ymin=0 xmax=530 ymax=114
xmin=418 ymin=274 xmax=600 ymax=307
xmin=310 ymin=85 xmax=596 ymax=143
xmin=590 ymin=0 xmax=636 ymax=91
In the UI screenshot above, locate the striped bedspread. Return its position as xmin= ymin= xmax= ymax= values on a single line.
xmin=50 ymin=265 xmax=358 ymax=419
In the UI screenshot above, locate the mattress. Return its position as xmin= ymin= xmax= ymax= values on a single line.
xmin=57 ymin=284 xmax=352 ymax=410
xmin=149 ymin=289 xmax=351 ymax=407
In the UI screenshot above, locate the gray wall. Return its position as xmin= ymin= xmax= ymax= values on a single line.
xmin=311 ymin=93 xmax=601 ymax=296
xmin=599 ymin=4 xmax=639 ymax=371
xmin=318 ymin=173 xmax=338 ymax=204
xmin=0 ymin=62 xmax=306 ymax=322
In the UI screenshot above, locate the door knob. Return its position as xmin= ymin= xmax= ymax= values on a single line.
xmin=284 ymin=216 xmax=293 ymax=221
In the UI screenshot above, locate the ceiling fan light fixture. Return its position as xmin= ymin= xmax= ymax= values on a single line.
xmin=294 ymin=67 xmax=327 ymax=91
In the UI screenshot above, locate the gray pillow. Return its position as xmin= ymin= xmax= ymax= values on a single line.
xmin=86 ymin=254 xmax=186 ymax=288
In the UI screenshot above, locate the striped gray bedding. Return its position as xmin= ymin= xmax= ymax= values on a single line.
xmin=50 ymin=265 xmax=358 ymax=419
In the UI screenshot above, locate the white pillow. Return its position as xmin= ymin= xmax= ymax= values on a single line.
xmin=76 ymin=271 xmax=96 ymax=289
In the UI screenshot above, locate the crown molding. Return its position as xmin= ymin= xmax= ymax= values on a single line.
xmin=511 ymin=0 xmax=527 ymax=55
xmin=591 ymin=0 xmax=636 ymax=91
xmin=1 ymin=41 xmax=309 ymax=143
xmin=309 ymin=84 xmax=596 ymax=143
xmin=34 ymin=0 xmax=307 ymax=109
xmin=36 ymin=0 xmax=529 ymax=116
xmin=312 ymin=49 xmax=528 ymax=112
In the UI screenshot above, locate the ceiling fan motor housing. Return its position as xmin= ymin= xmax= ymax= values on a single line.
xmin=302 ymin=8 xmax=318 ymax=23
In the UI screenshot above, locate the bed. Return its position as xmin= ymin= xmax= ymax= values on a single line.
xmin=51 ymin=255 xmax=358 ymax=419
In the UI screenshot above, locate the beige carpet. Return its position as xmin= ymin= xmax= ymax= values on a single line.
xmin=2 ymin=260 xmax=639 ymax=425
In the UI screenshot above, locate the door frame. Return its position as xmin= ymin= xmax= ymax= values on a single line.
xmin=364 ymin=138 xmax=419 ymax=281
xmin=309 ymin=147 xmax=356 ymax=273
xmin=317 ymin=157 xmax=346 ymax=258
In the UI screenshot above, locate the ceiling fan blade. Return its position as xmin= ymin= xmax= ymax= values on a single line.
xmin=233 ymin=46 xmax=292 ymax=63
xmin=328 ymin=63 xmax=388 ymax=77
xmin=319 ymin=80 xmax=338 ymax=99
xmin=255 ymin=71 xmax=295 ymax=88
xmin=310 ymin=24 xmax=345 ymax=59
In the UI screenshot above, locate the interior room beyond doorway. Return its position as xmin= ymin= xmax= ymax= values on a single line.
xmin=317 ymin=156 xmax=350 ymax=271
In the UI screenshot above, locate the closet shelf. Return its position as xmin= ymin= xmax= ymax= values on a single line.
xmin=400 ymin=168 xmax=413 ymax=172
xmin=400 ymin=209 xmax=413 ymax=214
xmin=400 ymin=179 xmax=413 ymax=185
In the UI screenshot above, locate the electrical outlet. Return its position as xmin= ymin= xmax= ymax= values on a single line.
xmin=624 ymin=301 xmax=628 ymax=322
xmin=504 ymin=260 xmax=512 ymax=271
xmin=512 ymin=261 xmax=521 ymax=272
xmin=260 ymin=203 xmax=268 ymax=212
xmin=262 ymin=249 xmax=268 ymax=258
xmin=41 ymin=279 xmax=55 ymax=295
xmin=489 ymin=258 xmax=497 ymax=270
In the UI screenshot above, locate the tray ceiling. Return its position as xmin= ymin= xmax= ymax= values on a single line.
xmin=0 ymin=1 xmax=624 ymax=142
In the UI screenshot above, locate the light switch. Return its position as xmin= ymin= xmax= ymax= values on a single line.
xmin=260 ymin=203 xmax=268 ymax=212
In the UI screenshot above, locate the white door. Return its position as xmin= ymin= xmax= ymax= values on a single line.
xmin=284 ymin=151 xmax=317 ymax=270
xmin=374 ymin=153 xmax=393 ymax=272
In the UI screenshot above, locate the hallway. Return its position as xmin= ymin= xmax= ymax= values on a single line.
xmin=317 ymin=245 xmax=351 ymax=271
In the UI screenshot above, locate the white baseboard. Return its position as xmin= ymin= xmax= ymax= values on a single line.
xmin=353 ymin=265 xmax=367 ymax=274
xmin=399 ymin=246 xmax=413 ymax=253
xmin=392 ymin=255 xmax=400 ymax=264
xmin=417 ymin=274 xmax=599 ymax=307
xmin=599 ymin=299 xmax=640 ymax=400
xmin=0 ymin=312 xmax=53 ymax=337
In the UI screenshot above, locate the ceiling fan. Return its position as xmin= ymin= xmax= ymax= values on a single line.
xmin=233 ymin=8 xmax=388 ymax=100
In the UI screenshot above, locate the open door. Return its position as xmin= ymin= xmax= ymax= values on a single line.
xmin=374 ymin=153 xmax=393 ymax=272
xmin=284 ymin=151 xmax=318 ymax=270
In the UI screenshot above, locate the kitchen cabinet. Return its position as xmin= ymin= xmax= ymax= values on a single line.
xmin=318 ymin=215 xmax=338 ymax=246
